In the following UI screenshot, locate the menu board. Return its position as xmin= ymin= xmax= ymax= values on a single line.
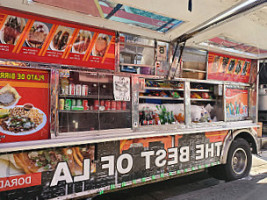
xmin=207 ymin=52 xmax=251 ymax=83
xmin=0 ymin=8 xmax=115 ymax=70
xmin=225 ymin=87 xmax=248 ymax=121
xmin=0 ymin=67 xmax=50 ymax=143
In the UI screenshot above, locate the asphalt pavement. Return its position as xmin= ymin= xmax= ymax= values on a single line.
xmin=92 ymin=150 xmax=267 ymax=200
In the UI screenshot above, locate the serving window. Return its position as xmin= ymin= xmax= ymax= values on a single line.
xmin=57 ymin=70 xmax=132 ymax=134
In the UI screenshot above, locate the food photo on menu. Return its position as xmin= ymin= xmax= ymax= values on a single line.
xmin=221 ymin=57 xmax=229 ymax=73
xmin=0 ymin=15 xmax=26 ymax=45
xmin=72 ymin=30 xmax=92 ymax=54
xmin=241 ymin=61 xmax=249 ymax=75
xmin=92 ymin=34 xmax=110 ymax=57
xmin=0 ymin=84 xmax=46 ymax=136
xmin=50 ymin=25 xmax=73 ymax=51
xmin=227 ymin=59 xmax=236 ymax=73
xmin=26 ymin=21 xmax=49 ymax=49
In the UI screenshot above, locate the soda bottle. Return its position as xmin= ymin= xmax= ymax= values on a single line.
xmin=139 ymin=110 xmax=143 ymax=125
xmin=164 ymin=112 xmax=169 ymax=125
xmin=154 ymin=110 xmax=161 ymax=125
xmin=143 ymin=107 xmax=149 ymax=126
xmin=149 ymin=110 xmax=154 ymax=125
xmin=171 ymin=111 xmax=176 ymax=124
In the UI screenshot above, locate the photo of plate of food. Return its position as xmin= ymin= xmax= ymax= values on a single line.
xmin=92 ymin=34 xmax=110 ymax=57
xmin=50 ymin=26 xmax=73 ymax=51
xmin=0 ymin=15 xmax=26 ymax=45
xmin=0 ymin=105 xmax=47 ymax=136
xmin=0 ymin=84 xmax=21 ymax=109
xmin=25 ymin=21 xmax=49 ymax=48
xmin=72 ymin=30 xmax=92 ymax=54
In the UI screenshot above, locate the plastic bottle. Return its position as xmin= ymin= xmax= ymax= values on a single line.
xmin=171 ymin=111 xmax=176 ymax=124
xmin=154 ymin=110 xmax=161 ymax=125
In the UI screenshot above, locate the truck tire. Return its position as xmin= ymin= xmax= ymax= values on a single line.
xmin=224 ymin=138 xmax=252 ymax=181
xmin=208 ymin=138 xmax=252 ymax=181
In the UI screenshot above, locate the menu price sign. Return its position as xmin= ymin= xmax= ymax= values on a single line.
xmin=207 ymin=52 xmax=251 ymax=83
xmin=0 ymin=8 xmax=115 ymax=70
xmin=0 ymin=67 xmax=50 ymax=143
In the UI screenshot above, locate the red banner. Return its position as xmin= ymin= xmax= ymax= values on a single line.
xmin=0 ymin=8 xmax=115 ymax=70
xmin=207 ymin=52 xmax=251 ymax=83
xmin=0 ymin=173 xmax=42 ymax=192
xmin=0 ymin=67 xmax=50 ymax=143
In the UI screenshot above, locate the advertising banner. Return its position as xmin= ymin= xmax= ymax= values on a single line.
xmin=0 ymin=67 xmax=50 ymax=143
xmin=225 ymin=87 xmax=248 ymax=121
xmin=207 ymin=52 xmax=251 ymax=83
xmin=0 ymin=132 xmax=227 ymax=199
xmin=0 ymin=8 xmax=115 ymax=70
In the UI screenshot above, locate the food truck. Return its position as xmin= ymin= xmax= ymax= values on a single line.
xmin=0 ymin=0 xmax=265 ymax=199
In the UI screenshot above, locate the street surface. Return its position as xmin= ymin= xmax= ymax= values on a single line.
xmin=92 ymin=152 xmax=267 ymax=200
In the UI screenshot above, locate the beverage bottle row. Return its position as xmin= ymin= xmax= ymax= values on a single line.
xmin=139 ymin=106 xmax=176 ymax=126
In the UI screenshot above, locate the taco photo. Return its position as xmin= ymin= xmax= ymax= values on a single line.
xmin=0 ymin=84 xmax=21 ymax=108
xmin=50 ymin=26 xmax=73 ymax=51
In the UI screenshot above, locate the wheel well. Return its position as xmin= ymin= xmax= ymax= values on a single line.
xmin=234 ymin=132 xmax=257 ymax=154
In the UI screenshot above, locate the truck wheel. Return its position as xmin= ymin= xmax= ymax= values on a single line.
xmin=208 ymin=138 xmax=252 ymax=181
xmin=224 ymin=138 xmax=252 ymax=181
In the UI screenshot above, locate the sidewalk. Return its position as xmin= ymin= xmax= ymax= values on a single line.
xmin=250 ymin=150 xmax=267 ymax=176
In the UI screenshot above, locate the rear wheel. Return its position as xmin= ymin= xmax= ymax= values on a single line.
xmin=208 ymin=138 xmax=252 ymax=181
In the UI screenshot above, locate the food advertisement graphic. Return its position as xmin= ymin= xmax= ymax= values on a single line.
xmin=207 ymin=52 xmax=251 ymax=83
xmin=0 ymin=8 xmax=115 ymax=70
xmin=225 ymin=88 xmax=248 ymax=121
xmin=26 ymin=21 xmax=49 ymax=49
xmin=0 ymin=67 xmax=50 ymax=142
xmin=0 ymin=133 xmax=226 ymax=199
xmin=0 ymin=144 xmax=96 ymax=195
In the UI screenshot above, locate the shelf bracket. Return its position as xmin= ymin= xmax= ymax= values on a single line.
xmin=167 ymin=40 xmax=186 ymax=80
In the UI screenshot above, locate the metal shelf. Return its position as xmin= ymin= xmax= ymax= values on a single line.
xmin=59 ymin=94 xmax=113 ymax=99
xmin=120 ymin=63 xmax=154 ymax=68
xmin=182 ymin=68 xmax=206 ymax=73
xmin=59 ymin=110 xmax=130 ymax=113
xmin=139 ymin=96 xmax=184 ymax=101
xmin=191 ymin=98 xmax=216 ymax=102
xmin=122 ymin=42 xmax=154 ymax=48
xmin=145 ymin=87 xmax=184 ymax=91
xmin=120 ymin=51 xmax=143 ymax=56
xmin=190 ymin=89 xmax=212 ymax=92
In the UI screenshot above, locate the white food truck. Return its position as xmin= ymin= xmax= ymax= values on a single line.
xmin=0 ymin=0 xmax=266 ymax=199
